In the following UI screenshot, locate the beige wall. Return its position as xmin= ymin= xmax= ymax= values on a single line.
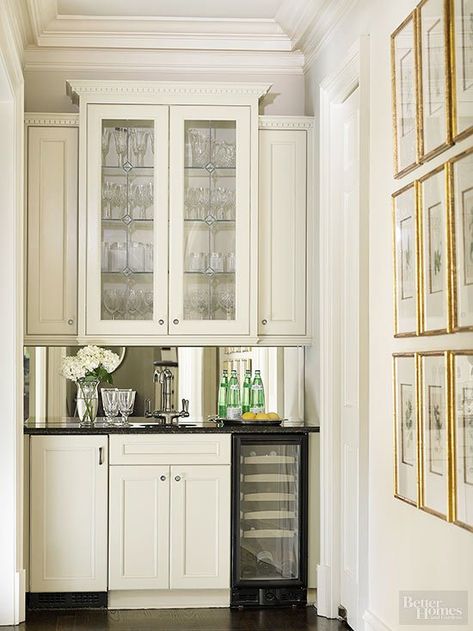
xmin=305 ymin=0 xmax=473 ymax=629
xmin=24 ymin=69 xmax=305 ymax=115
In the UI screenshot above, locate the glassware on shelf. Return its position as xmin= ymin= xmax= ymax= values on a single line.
xmin=208 ymin=252 xmax=224 ymax=273
xmin=101 ymin=128 xmax=112 ymax=164
xmin=212 ymin=140 xmax=236 ymax=168
xmin=117 ymin=389 xmax=136 ymax=425
xmin=129 ymin=242 xmax=145 ymax=272
xmin=225 ymin=252 xmax=236 ymax=273
xmin=130 ymin=128 xmax=150 ymax=167
xmin=101 ymin=388 xmax=119 ymax=424
xmin=188 ymin=128 xmax=210 ymax=167
xmin=101 ymin=242 xmax=110 ymax=272
xmin=215 ymin=284 xmax=235 ymax=320
xmin=149 ymin=129 xmax=155 ymax=156
xmin=113 ymin=127 xmax=128 ymax=167
xmin=126 ymin=288 xmax=140 ymax=320
xmin=102 ymin=181 xmax=114 ymax=219
xmin=187 ymin=252 xmax=207 ymax=272
xmin=187 ymin=287 xmax=210 ymax=319
xmin=103 ymin=288 xmax=120 ymax=320
xmin=144 ymin=291 xmax=153 ymax=318
xmin=109 ymin=242 xmax=127 ymax=272
xmin=130 ymin=182 xmax=153 ymax=219
xmin=185 ymin=186 xmax=209 ymax=220
xmin=113 ymin=183 xmax=128 ymax=218
xmin=144 ymin=243 xmax=153 ymax=272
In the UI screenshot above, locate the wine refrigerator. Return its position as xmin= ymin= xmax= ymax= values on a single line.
xmin=231 ymin=434 xmax=308 ymax=608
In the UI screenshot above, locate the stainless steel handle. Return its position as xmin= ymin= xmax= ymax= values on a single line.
xmin=68 ymin=319 xmax=74 ymax=325
xmin=261 ymin=319 xmax=268 ymax=325
xmin=160 ymin=475 xmax=166 ymax=481
xmin=173 ymin=318 xmax=179 ymax=325
xmin=174 ymin=475 xmax=181 ymax=482
xmin=99 ymin=447 xmax=104 ymax=465
xmin=158 ymin=319 xmax=165 ymax=325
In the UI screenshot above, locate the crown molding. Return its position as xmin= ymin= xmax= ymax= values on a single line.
xmin=258 ymin=115 xmax=315 ymax=129
xmin=23 ymin=46 xmax=304 ymax=74
xmin=24 ymin=112 xmax=79 ymax=126
xmin=66 ymin=80 xmax=273 ymax=106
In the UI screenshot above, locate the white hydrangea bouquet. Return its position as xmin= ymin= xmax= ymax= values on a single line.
xmin=61 ymin=346 xmax=121 ymax=423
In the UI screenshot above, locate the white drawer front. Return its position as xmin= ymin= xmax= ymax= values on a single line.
xmin=110 ymin=434 xmax=231 ymax=465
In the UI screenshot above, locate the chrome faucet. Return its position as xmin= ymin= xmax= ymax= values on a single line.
xmin=148 ymin=360 xmax=190 ymax=424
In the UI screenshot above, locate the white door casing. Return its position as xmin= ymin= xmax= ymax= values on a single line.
xmin=170 ymin=465 xmax=231 ymax=589
xmin=109 ymin=465 xmax=170 ymax=590
xmin=30 ymin=436 xmax=108 ymax=592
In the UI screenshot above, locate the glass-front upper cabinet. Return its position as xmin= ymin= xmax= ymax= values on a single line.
xmin=169 ymin=106 xmax=251 ymax=335
xmin=86 ymin=105 xmax=169 ymax=335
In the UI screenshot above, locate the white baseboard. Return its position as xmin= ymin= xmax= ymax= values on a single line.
xmin=16 ymin=569 xmax=26 ymax=624
xmin=363 ymin=609 xmax=393 ymax=631
xmin=108 ymin=589 xmax=230 ymax=609
xmin=316 ymin=564 xmax=335 ymax=618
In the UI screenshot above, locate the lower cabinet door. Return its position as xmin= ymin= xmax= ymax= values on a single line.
xmin=30 ymin=436 xmax=108 ymax=592
xmin=109 ymin=465 xmax=170 ymax=590
xmin=170 ymin=465 xmax=231 ymax=589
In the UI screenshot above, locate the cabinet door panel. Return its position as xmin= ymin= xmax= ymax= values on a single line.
xmin=170 ymin=465 xmax=230 ymax=589
xmin=109 ymin=465 xmax=170 ymax=590
xmin=259 ymin=129 xmax=307 ymax=335
xmin=27 ymin=126 xmax=78 ymax=335
xmin=30 ymin=436 xmax=107 ymax=592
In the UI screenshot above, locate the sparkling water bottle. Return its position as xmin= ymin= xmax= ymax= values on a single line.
xmin=250 ymin=369 xmax=265 ymax=413
xmin=227 ymin=369 xmax=242 ymax=420
xmin=217 ymin=369 xmax=228 ymax=418
xmin=242 ymin=369 xmax=252 ymax=414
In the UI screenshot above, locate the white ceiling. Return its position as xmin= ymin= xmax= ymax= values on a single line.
xmin=58 ymin=0 xmax=287 ymax=20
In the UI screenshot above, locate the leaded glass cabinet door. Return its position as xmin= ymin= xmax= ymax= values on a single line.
xmin=169 ymin=106 xmax=251 ymax=335
xmin=86 ymin=105 xmax=168 ymax=335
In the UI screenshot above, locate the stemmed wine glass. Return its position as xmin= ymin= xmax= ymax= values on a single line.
xmin=114 ymin=183 xmax=128 ymax=218
xmin=215 ymin=285 xmax=235 ymax=320
xmin=102 ymin=128 xmax=111 ymax=164
xmin=118 ymin=389 xmax=136 ymax=426
xmin=103 ymin=288 xmax=120 ymax=320
xmin=102 ymin=181 xmax=114 ymax=219
xmin=113 ymin=128 xmax=128 ymax=167
xmin=187 ymin=287 xmax=210 ymax=319
xmin=188 ymin=129 xmax=210 ymax=167
xmin=144 ymin=291 xmax=153 ymax=318
xmin=101 ymin=388 xmax=119 ymax=425
xmin=126 ymin=288 xmax=139 ymax=320
xmin=131 ymin=129 xmax=150 ymax=167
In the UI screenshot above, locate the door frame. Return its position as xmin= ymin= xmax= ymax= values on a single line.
xmin=317 ymin=36 xmax=370 ymax=630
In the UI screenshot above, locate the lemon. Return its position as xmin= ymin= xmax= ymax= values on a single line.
xmin=254 ymin=413 xmax=270 ymax=420
xmin=241 ymin=412 xmax=256 ymax=420
xmin=267 ymin=412 xmax=280 ymax=420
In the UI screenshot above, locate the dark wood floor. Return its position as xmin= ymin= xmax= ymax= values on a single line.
xmin=6 ymin=608 xmax=348 ymax=631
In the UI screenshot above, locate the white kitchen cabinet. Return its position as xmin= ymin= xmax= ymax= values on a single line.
xmin=30 ymin=435 xmax=108 ymax=592
xmin=26 ymin=121 xmax=78 ymax=336
xmin=170 ymin=465 xmax=231 ymax=589
xmin=109 ymin=465 xmax=170 ymax=590
xmin=258 ymin=118 xmax=314 ymax=339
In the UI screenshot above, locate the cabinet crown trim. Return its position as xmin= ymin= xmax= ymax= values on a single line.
xmin=258 ymin=116 xmax=315 ymax=129
xmin=25 ymin=113 xmax=80 ymax=126
xmin=66 ymin=80 xmax=272 ymax=105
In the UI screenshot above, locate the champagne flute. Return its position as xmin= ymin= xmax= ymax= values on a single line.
xmin=101 ymin=128 xmax=111 ymax=164
xmin=103 ymin=288 xmax=119 ymax=320
xmin=131 ymin=129 xmax=149 ymax=167
xmin=113 ymin=128 xmax=128 ymax=167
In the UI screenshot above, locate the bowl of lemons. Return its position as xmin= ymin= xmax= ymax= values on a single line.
xmin=241 ymin=412 xmax=282 ymax=424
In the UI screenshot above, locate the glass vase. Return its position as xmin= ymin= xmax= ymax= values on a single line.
xmin=77 ymin=379 xmax=99 ymax=425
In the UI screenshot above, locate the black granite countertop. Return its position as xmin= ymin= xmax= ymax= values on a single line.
xmin=24 ymin=417 xmax=320 ymax=435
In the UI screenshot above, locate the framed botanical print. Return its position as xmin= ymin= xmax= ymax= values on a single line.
xmin=393 ymin=353 xmax=418 ymax=505
xmin=392 ymin=12 xmax=420 ymax=177
xmin=418 ymin=165 xmax=450 ymax=333
xmin=452 ymin=351 xmax=473 ymax=531
xmin=417 ymin=0 xmax=452 ymax=160
xmin=418 ymin=352 xmax=450 ymax=519
xmin=393 ymin=183 xmax=418 ymax=336
xmin=450 ymin=0 xmax=473 ymax=140
xmin=450 ymin=147 xmax=473 ymax=330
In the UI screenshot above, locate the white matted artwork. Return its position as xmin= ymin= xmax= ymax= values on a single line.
xmin=393 ymin=183 xmax=418 ymax=336
xmin=392 ymin=12 xmax=419 ymax=177
xmin=419 ymin=165 xmax=449 ymax=333
xmin=451 ymin=0 xmax=473 ymax=140
xmin=451 ymin=147 xmax=473 ymax=330
xmin=453 ymin=352 xmax=473 ymax=531
xmin=394 ymin=354 xmax=418 ymax=505
xmin=418 ymin=0 xmax=451 ymax=158
xmin=419 ymin=352 xmax=449 ymax=519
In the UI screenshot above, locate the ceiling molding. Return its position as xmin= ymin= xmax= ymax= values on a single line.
xmin=259 ymin=115 xmax=314 ymax=129
xmin=24 ymin=112 xmax=79 ymax=125
xmin=23 ymin=47 xmax=304 ymax=75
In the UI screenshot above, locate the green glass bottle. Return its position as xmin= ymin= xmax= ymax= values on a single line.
xmin=227 ymin=369 xmax=242 ymax=420
xmin=250 ymin=369 xmax=265 ymax=413
xmin=241 ymin=369 xmax=252 ymax=414
xmin=217 ymin=369 xmax=228 ymax=418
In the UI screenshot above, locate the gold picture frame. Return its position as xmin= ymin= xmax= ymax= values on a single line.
xmin=392 ymin=12 xmax=421 ymax=178
xmin=450 ymin=0 xmax=473 ymax=141
xmin=417 ymin=163 xmax=452 ymax=334
xmin=418 ymin=351 xmax=452 ymax=520
xmin=417 ymin=0 xmax=453 ymax=161
xmin=450 ymin=350 xmax=473 ymax=532
xmin=393 ymin=353 xmax=419 ymax=506
xmin=393 ymin=182 xmax=419 ymax=337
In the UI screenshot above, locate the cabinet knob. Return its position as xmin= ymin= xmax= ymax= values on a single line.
xmin=174 ymin=475 xmax=181 ymax=482
xmin=158 ymin=319 xmax=165 ymax=326
xmin=173 ymin=318 xmax=179 ymax=325
xmin=261 ymin=319 xmax=268 ymax=325
xmin=67 ymin=319 xmax=74 ymax=325
xmin=160 ymin=475 xmax=166 ymax=481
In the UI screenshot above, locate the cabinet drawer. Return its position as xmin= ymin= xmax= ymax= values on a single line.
xmin=110 ymin=434 xmax=231 ymax=465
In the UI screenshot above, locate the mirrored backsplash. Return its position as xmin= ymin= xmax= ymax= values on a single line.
xmin=24 ymin=346 xmax=305 ymax=422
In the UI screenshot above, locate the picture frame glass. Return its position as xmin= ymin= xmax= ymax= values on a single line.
xmin=419 ymin=0 xmax=450 ymax=156
xmin=394 ymin=355 xmax=418 ymax=504
xmin=453 ymin=353 xmax=473 ymax=530
xmin=452 ymin=0 xmax=473 ymax=138
xmin=453 ymin=150 xmax=473 ymax=329
xmin=420 ymin=353 xmax=449 ymax=518
xmin=393 ymin=15 xmax=418 ymax=174
xmin=394 ymin=185 xmax=417 ymax=335
xmin=420 ymin=167 xmax=448 ymax=332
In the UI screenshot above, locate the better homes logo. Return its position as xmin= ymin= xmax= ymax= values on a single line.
xmin=400 ymin=591 xmax=468 ymax=625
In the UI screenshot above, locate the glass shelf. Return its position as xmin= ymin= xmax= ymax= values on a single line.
xmin=102 ymin=218 xmax=153 ymax=224
xmin=102 ymin=271 xmax=153 ymax=276
xmin=184 ymin=219 xmax=235 ymax=224
xmin=184 ymin=271 xmax=235 ymax=276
